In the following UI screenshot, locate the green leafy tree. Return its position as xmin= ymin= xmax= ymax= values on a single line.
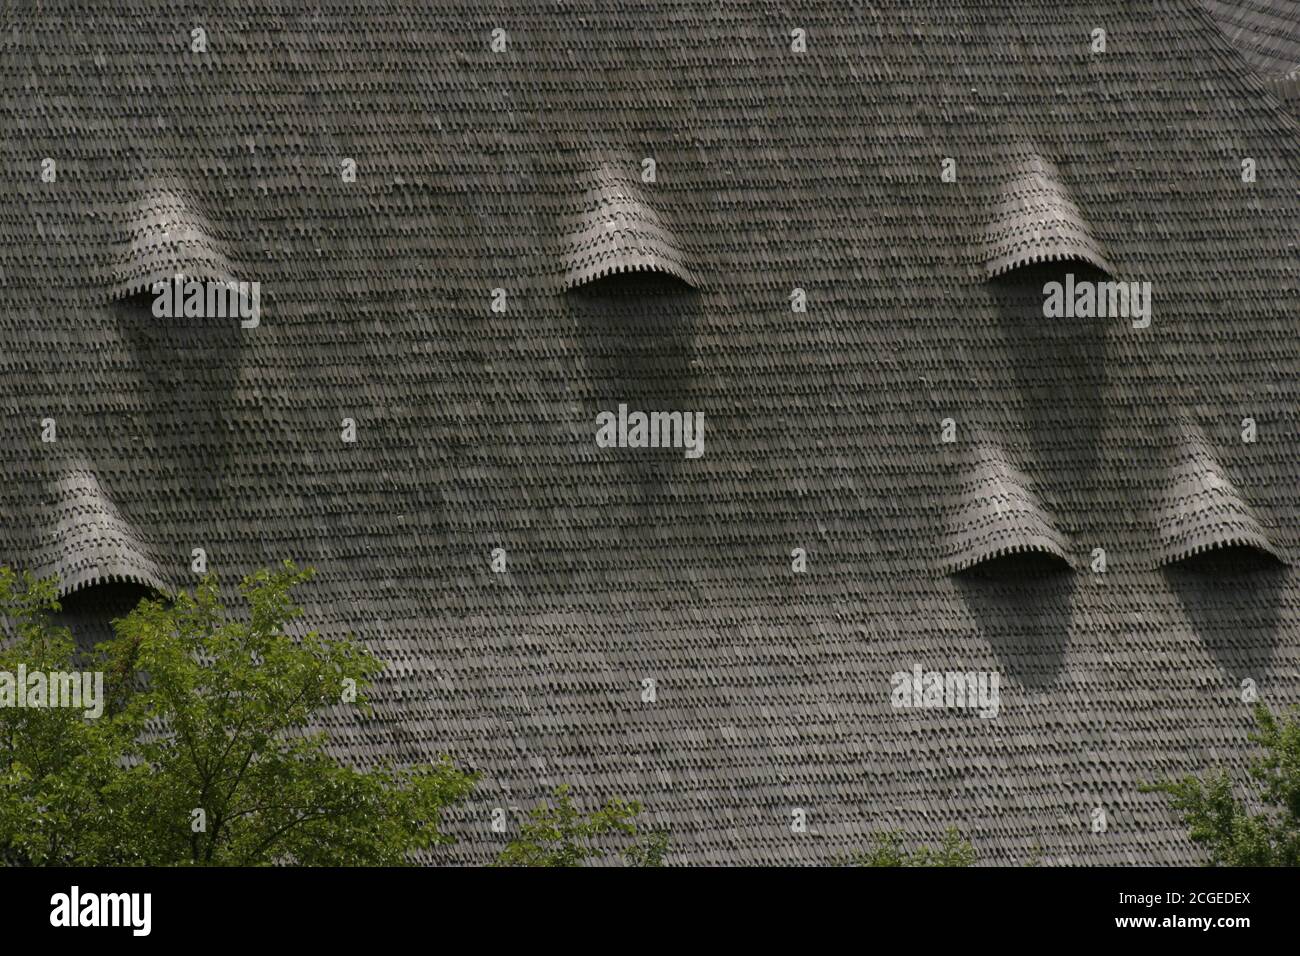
xmin=1144 ymin=704 xmax=1300 ymax=866
xmin=0 ymin=562 xmax=476 ymax=865
xmin=0 ymin=568 xmax=135 ymax=864
xmin=496 ymin=784 xmax=668 ymax=866
xmin=843 ymin=826 xmax=976 ymax=867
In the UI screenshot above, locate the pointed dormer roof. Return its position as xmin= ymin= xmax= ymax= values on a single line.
xmin=560 ymin=163 xmax=698 ymax=291
xmin=980 ymin=151 xmax=1113 ymax=278
xmin=940 ymin=441 xmax=1071 ymax=573
xmin=36 ymin=469 xmax=166 ymax=596
xmin=1153 ymin=421 xmax=1286 ymax=567
xmin=105 ymin=183 xmax=234 ymax=300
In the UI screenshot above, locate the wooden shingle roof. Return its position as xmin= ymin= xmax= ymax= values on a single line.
xmin=2 ymin=0 xmax=1299 ymax=865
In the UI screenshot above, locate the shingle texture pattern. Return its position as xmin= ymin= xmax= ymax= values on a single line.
xmin=2 ymin=0 xmax=1299 ymax=865
xmin=1203 ymin=0 xmax=1300 ymax=113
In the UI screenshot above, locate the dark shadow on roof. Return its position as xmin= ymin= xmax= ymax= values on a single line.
xmin=953 ymin=571 xmax=1075 ymax=692
xmin=988 ymin=260 xmax=1109 ymax=491
xmin=112 ymin=289 xmax=247 ymax=399
xmin=1165 ymin=555 xmax=1286 ymax=675
xmin=573 ymin=283 xmax=705 ymax=500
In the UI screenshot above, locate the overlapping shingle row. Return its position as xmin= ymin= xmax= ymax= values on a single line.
xmin=1202 ymin=0 xmax=1300 ymax=116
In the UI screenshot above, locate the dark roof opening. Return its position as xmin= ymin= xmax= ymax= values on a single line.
xmin=988 ymin=259 xmax=1110 ymax=292
xmin=53 ymin=579 xmax=161 ymax=657
xmin=1165 ymin=542 xmax=1286 ymax=575
xmin=568 ymin=267 xmax=697 ymax=300
xmin=954 ymin=547 xmax=1073 ymax=581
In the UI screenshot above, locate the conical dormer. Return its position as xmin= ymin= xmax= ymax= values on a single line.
xmin=104 ymin=182 xmax=235 ymax=300
xmin=980 ymin=151 xmax=1112 ymax=279
xmin=35 ymin=469 xmax=166 ymax=596
xmin=560 ymin=162 xmax=698 ymax=292
xmin=1153 ymin=422 xmax=1285 ymax=569
xmin=941 ymin=441 xmax=1071 ymax=575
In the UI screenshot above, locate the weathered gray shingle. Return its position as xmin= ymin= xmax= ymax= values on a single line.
xmin=1 ymin=0 xmax=1298 ymax=865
